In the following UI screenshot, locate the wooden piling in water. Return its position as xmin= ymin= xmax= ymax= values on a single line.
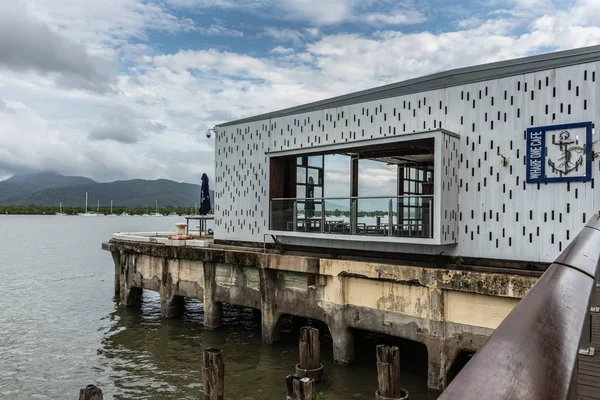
xmin=286 ymin=375 xmax=314 ymax=400
xmin=376 ymin=345 xmax=408 ymax=400
xmin=299 ymin=326 xmax=320 ymax=370
xmin=295 ymin=326 xmax=324 ymax=381
xmin=79 ymin=385 xmax=103 ymax=400
xmin=203 ymin=348 xmax=224 ymax=400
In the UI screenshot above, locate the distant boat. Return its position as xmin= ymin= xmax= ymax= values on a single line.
xmin=150 ymin=200 xmax=164 ymax=217
xmin=121 ymin=211 xmax=130 ymax=216
xmin=79 ymin=192 xmax=98 ymax=216
xmin=141 ymin=205 xmax=150 ymax=217
xmin=55 ymin=202 xmax=67 ymax=216
xmin=107 ymin=200 xmax=118 ymax=216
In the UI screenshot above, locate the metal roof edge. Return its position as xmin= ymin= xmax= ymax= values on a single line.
xmin=216 ymin=45 xmax=600 ymax=128
xmin=265 ymin=128 xmax=456 ymax=156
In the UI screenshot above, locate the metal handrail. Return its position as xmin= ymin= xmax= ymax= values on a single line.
xmin=271 ymin=195 xmax=434 ymax=201
xmin=270 ymin=195 xmax=434 ymax=238
xmin=439 ymin=215 xmax=600 ymax=400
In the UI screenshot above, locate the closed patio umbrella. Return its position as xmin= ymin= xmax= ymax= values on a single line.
xmin=199 ymin=173 xmax=211 ymax=234
xmin=200 ymin=173 xmax=211 ymax=215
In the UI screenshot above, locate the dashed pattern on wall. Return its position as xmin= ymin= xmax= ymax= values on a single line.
xmin=215 ymin=61 xmax=600 ymax=262
xmin=441 ymin=133 xmax=460 ymax=244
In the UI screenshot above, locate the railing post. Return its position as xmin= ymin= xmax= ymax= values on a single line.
xmin=428 ymin=198 xmax=433 ymax=238
xmin=388 ymin=199 xmax=393 ymax=236
xmin=579 ymin=282 xmax=596 ymax=356
xmin=293 ymin=201 xmax=297 ymax=232
xmin=321 ymin=200 xmax=326 ymax=233
xmin=579 ymin=310 xmax=593 ymax=355
xmin=351 ymin=199 xmax=357 ymax=234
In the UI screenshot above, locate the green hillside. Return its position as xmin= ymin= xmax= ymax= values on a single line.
xmin=0 ymin=172 xmax=96 ymax=202
xmin=0 ymin=173 xmax=213 ymax=208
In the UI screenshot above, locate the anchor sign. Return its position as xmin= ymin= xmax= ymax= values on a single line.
xmin=547 ymin=130 xmax=584 ymax=176
xmin=526 ymin=122 xmax=592 ymax=184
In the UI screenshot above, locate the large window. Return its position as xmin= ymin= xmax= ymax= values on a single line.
xmin=269 ymin=137 xmax=435 ymax=238
xmin=268 ymin=130 xmax=458 ymax=245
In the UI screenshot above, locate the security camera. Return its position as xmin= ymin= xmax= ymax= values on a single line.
xmin=206 ymin=128 xmax=215 ymax=138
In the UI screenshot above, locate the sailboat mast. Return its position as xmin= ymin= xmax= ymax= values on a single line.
xmin=85 ymin=192 xmax=88 ymax=213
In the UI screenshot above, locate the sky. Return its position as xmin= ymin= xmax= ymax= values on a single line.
xmin=1 ymin=0 xmax=600 ymax=184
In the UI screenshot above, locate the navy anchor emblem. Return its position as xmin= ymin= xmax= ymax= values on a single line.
xmin=548 ymin=130 xmax=584 ymax=176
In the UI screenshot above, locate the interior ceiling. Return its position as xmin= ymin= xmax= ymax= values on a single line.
xmin=343 ymin=138 xmax=435 ymax=167
xmin=371 ymin=154 xmax=434 ymax=166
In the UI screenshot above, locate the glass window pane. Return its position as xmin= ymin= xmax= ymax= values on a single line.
xmin=308 ymin=155 xmax=323 ymax=168
xmin=297 ymin=167 xmax=306 ymax=184
xmin=308 ymin=169 xmax=319 ymax=186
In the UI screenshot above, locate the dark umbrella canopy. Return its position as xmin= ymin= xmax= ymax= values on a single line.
xmin=199 ymin=173 xmax=211 ymax=215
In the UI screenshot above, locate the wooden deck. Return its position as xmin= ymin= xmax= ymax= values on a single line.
xmin=577 ymin=285 xmax=600 ymax=399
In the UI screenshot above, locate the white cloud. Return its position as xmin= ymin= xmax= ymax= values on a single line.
xmin=199 ymin=24 xmax=244 ymax=37
xmin=362 ymin=10 xmax=426 ymax=25
xmin=270 ymin=46 xmax=295 ymax=55
xmin=304 ymin=27 xmax=320 ymax=37
xmin=457 ymin=17 xmax=483 ymax=28
xmin=0 ymin=2 xmax=114 ymax=92
xmin=263 ymin=27 xmax=305 ymax=46
xmin=27 ymin=0 xmax=196 ymax=53
xmin=278 ymin=0 xmax=358 ymax=25
xmin=2 ymin=0 xmax=600 ymax=186
xmin=88 ymin=107 xmax=144 ymax=144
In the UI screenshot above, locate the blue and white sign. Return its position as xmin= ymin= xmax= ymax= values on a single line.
xmin=526 ymin=122 xmax=593 ymax=183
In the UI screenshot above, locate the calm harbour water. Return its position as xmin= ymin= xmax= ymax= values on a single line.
xmin=0 ymin=215 xmax=436 ymax=399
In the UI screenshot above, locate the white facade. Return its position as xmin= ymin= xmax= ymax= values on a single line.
xmin=215 ymin=49 xmax=600 ymax=263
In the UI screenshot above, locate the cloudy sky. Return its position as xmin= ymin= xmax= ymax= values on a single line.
xmin=1 ymin=0 xmax=600 ymax=183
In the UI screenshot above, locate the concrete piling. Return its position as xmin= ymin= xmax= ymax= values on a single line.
xmin=203 ymin=262 xmax=222 ymax=330
xmin=329 ymin=320 xmax=355 ymax=364
xmin=108 ymin=239 xmax=539 ymax=391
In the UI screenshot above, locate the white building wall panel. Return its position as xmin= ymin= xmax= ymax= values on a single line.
xmin=215 ymin=61 xmax=600 ymax=263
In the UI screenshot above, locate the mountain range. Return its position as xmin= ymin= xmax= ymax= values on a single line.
xmin=0 ymin=172 xmax=213 ymax=208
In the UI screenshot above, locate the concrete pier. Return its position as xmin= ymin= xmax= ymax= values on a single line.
xmin=103 ymin=239 xmax=538 ymax=391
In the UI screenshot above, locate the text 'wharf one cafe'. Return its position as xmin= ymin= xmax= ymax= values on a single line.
xmin=213 ymin=45 xmax=600 ymax=266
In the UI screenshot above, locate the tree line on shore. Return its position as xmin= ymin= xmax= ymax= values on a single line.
xmin=0 ymin=205 xmax=203 ymax=215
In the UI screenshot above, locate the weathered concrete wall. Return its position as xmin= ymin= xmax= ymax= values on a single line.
xmin=107 ymin=240 xmax=538 ymax=391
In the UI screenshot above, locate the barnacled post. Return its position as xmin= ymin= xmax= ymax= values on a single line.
xmin=376 ymin=345 xmax=408 ymax=399
xmin=299 ymin=326 xmax=320 ymax=370
xmin=296 ymin=326 xmax=324 ymax=380
xmin=286 ymin=375 xmax=314 ymax=400
xmin=203 ymin=348 xmax=224 ymax=400
xmin=79 ymin=384 xmax=103 ymax=400
xmin=286 ymin=374 xmax=295 ymax=400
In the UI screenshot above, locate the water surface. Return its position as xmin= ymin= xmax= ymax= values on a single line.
xmin=0 ymin=215 xmax=436 ymax=399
